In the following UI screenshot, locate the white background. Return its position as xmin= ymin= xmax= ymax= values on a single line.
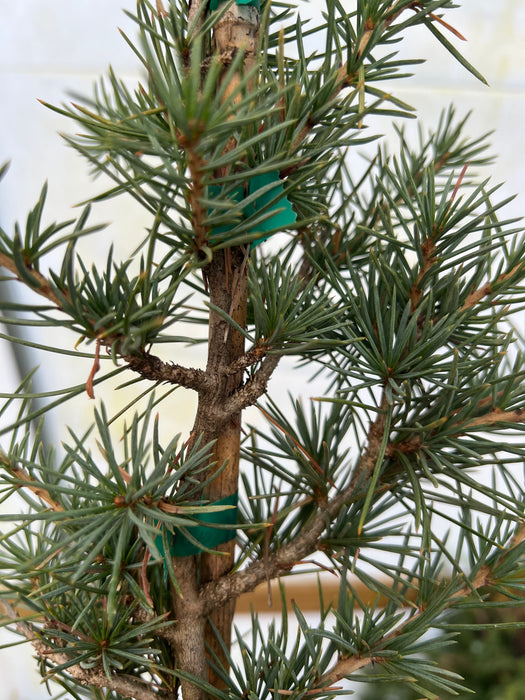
xmin=0 ymin=1 xmax=524 ymax=697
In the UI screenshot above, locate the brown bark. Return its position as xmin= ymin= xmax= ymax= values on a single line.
xmin=199 ymin=246 xmax=248 ymax=684
xmin=169 ymin=245 xmax=248 ymax=699
xmin=196 ymin=3 xmax=259 ymax=688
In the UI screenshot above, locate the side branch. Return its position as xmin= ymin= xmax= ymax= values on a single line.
xmin=125 ymin=351 xmax=210 ymax=392
xmin=462 ymin=408 xmax=525 ymax=430
xmin=461 ymin=262 xmax=525 ymax=310
xmin=198 ymin=504 xmax=329 ymax=617
xmin=0 ymin=452 xmax=64 ymax=512
xmin=0 ymin=251 xmax=63 ymax=307
xmin=386 ymin=408 xmax=525 ymax=459
xmin=0 ymin=601 xmax=169 ymax=700
xmin=223 ymin=353 xmax=281 ymax=414
xmin=0 ymin=253 xmax=208 ymax=392
xmin=198 ymin=398 xmax=389 ymax=616
xmin=290 ymin=1 xmax=421 ymax=154
xmin=224 ymin=344 xmax=268 ymax=375
xmin=315 ymin=525 xmax=525 ymax=690
xmin=348 ymin=393 xmax=389 ymax=491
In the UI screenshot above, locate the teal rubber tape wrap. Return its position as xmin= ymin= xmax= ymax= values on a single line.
xmin=209 ymin=0 xmax=261 ymax=10
xmin=209 ymin=171 xmax=296 ymax=248
xmin=155 ymin=492 xmax=238 ymax=560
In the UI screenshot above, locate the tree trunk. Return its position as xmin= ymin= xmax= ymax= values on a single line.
xmin=172 ymin=5 xmax=259 ymax=696
xmin=200 ymin=3 xmax=259 ymax=687
xmin=200 ymin=245 xmax=248 ymax=685
xmin=171 ymin=251 xmax=248 ymax=699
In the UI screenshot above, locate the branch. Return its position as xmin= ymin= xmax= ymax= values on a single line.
xmin=461 ymin=262 xmax=524 ymax=310
xmin=0 ymin=252 xmax=210 ymax=392
xmin=348 ymin=393 xmax=389 ymax=490
xmin=315 ymin=525 xmax=525 ymax=689
xmin=386 ymin=407 xmax=525 ymax=459
xmin=409 ymin=237 xmax=437 ymax=311
xmin=222 ymin=353 xmax=281 ymax=414
xmin=289 ymin=1 xmax=420 ymax=154
xmin=0 ymin=600 xmax=169 ymax=700
xmin=124 ymin=350 xmax=210 ymax=392
xmin=462 ymin=408 xmax=525 ymax=430
xmin=198 ymin=398 xmax=389 ymax=616
xmin=0 ymin=251 xmax=63 ymax=307
xmin=198 ymin=504 xmax=328 ymax=617
xmin=224 ymin=344 xmax=268 ymax=375
xmin=408 ymin=163 xmax=469 ymax=311
xmin=63 ymin=668 xmax=171 ymax=700
xmin=0 ymin=451 xmax=64 ymax=512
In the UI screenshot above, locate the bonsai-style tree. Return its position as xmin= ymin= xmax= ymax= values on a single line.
xmin=1 ymin=2 xmax=524 ymax=699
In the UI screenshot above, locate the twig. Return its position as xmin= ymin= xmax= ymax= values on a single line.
xmin=315 ymin=525 xmax=524 ymax=690
xmin=0 ymin=452 xmax=64 ymax=512
xmin=0 ymin=599 xmax=37 ymax=641
xmin=0 ymin=252 xmax=64 ymax=307
xmin=198 ymin=396 xmax=390 ymax=616
xmin=224 ymin=344 xmax=268 ymax=375
xmin=257 ymin=404 xmax=335 ymax=488
xmin=124 ymin=350 xmax=210 ymax=392
xmin=410 ymin=163 xmax=469 ymax=311
xmin=386 ymin=407 xmax=525 ymax=459
xmin=462 ymin=262 xmax=524 ymax=310
xmin=462 ymin=408 xmax=525 ymax=430
xmin=0 ymin=252 xmax=210 ymax=392
xmin=0 ymin=600 xmax=168 ymax=700
xmin=223 ymin=354 xmax=281 ymax=414
xmin=348 ymin=392 xmax=389 ymax=491
xmin=290 ymin=1 xmax=420 ymax=154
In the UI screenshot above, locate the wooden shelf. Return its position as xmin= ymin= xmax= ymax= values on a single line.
xmin=236 ymin=576 xmax=419 ymax=614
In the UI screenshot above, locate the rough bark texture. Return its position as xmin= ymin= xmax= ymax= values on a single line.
xmin=199 ymin=246 xmax=248 ymax=685
xmin=170 ymin=245 xmax=248 ymax=699
xmin=172 ymin=2 xmax=259 ymax=671
xmin=191 ymin=4 xmax=259 ymax=692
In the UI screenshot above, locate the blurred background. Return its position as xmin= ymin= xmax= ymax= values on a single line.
xmin=0 ymin=2 xmax=524 ymax=697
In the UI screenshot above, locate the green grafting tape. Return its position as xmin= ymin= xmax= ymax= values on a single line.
xmin=208 ymin=183 xmax=244 ymax=241
xmin=209 ymin=0 xmax=261 ymax=10
xmin=249 ymin=171 xmax=296 ymax=246
xmin=209 ymin=171 xmax=296 ymax=248
xmin=155 ymin=493 xmax=238 ymax=562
